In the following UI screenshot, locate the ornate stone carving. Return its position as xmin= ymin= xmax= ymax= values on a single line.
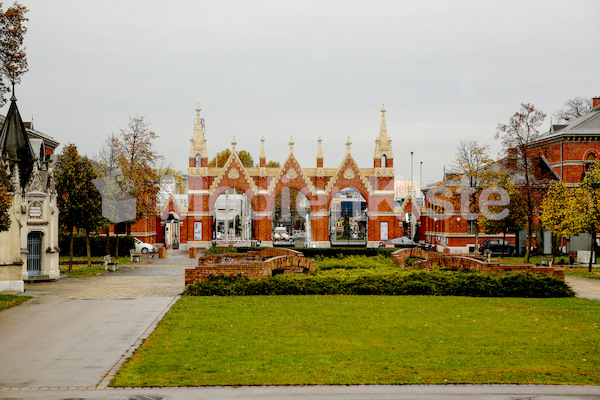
xmin=343 ymin=168 xmax=355 ymax=180
xmin=228 ymin=168 xmax=240 ymax=179
xmin=28 ymin=201 xmax=43 ymax=219
xmin=286 ymin=168 xmax=298 ymax=180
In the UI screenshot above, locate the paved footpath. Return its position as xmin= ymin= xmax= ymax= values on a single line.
xmin=0 ymin=253 xmax=599 ymax=399
xmin=0 ymin=252 xmax=193 ymax=392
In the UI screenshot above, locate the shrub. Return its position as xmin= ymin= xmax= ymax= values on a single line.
xmin=316 ymin=255 xmax=396 ymax=271
xmin=183 ymin=270 xmax=574 ymax=298
xmin=294 ymin=247 xmax=396 ymax=259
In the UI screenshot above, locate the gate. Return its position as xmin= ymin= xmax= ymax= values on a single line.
xmin=27 ymin=231 xmax=42 ymax=276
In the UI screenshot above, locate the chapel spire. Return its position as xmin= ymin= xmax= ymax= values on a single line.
xmin=373 ymin=104 xmax=393 ymax=167
xmin=189 ymin=104 xmax=208 ymax=166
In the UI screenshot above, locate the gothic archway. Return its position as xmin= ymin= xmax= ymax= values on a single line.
xmin=329 ymin=187 xmax=367 ymax=245
xmin=272 ymin=187 xmax=311 ymax=246
xmin=212 ymin=187 xmax=254 ymax=241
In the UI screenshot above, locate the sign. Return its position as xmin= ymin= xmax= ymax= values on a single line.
xmin=380 ymin=221 xmax=388 ymax=241
xmin=194 ymin=222 xmax=202 ymax=240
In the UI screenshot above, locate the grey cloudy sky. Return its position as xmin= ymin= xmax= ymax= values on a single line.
xmin=4 ymin=0 xmax=599 ymax=184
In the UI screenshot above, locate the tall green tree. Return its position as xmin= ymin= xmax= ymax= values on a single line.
xmin=495 ymin=103 xmax=548 ymax=263
xmin=54 ymin=144 xmax=103 ymax=270
xmin=78 ymin=157 xmax=104 ymax=266
xmin=0 ymin=2 xmax=28 ymax=106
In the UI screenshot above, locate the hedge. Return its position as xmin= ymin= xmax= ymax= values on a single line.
xmin=59 ymin=233 xmax=135 ymax=257
xmin=205 ymin=246 xmax=396 ymax=258
xmin=183 ymin=270 xmax=574 ymax=298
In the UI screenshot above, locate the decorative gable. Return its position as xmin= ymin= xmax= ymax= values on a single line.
xmin=208 ymin=151 xmax=257 ymax=195
xmin=325 ymin=152 xmax=372 ymax=198
xmin=267 ymin=153 xmax=315 ymax=196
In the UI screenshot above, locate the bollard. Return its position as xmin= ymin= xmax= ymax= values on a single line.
xmin=158 ymin=247 xmax=166 ymax=258
xmin=189 ymin=247 xmax=197 ymax=258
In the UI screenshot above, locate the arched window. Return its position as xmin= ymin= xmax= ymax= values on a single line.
xmin=585 ymin=152 xmax=597 ymax=171
xmin=381 ymin=154 xmax=387 ymax=167
xmin=195 ymin=154 xmax=201 ymax=167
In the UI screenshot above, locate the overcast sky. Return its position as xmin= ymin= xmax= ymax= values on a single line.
xmin=4 ymin=0 xmax=599 ymax=184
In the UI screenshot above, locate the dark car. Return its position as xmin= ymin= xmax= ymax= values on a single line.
xmin=478 ymin=239 xmax=515 ymax=256
xmin=379 ymin=236 xmax=427 ymax=249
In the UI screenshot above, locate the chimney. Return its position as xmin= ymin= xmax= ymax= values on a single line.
xmin=593 ymin=97 xmax=600 ymax=109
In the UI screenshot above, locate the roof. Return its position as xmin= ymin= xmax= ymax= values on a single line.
xmin=0 ymin=115 xmax=59 ymax=150
xmin=537 ymin=106 xmax=600 ymax=141
xmin=0 ymin=95 xmax=34 ymax=188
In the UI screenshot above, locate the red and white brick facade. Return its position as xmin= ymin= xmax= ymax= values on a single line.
xmin=176 ymin=105 xmax=403 ymax=249
xmin=423 ymin=97 xmax=600 ymax=254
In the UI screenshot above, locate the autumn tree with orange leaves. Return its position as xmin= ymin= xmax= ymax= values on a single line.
xmin=0 ymin=2 xmax=28 ymax=106
xmin=495 ymin=103 xmax=548 ymax=263
xmin=115 ymin=116 xmax=162 ymax=229
xmin=0 ymin=180 xmax=12 ymax=232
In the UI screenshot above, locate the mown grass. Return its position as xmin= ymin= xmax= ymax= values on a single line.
xmin=564 ymin=267 xmax=600 ymax=280
xmin=59 ymin=256 xmax=131 ymax=277
xmin=0 ymin=294 xmax=30 ymax=312
xmin=112 ymin=295 xmax=600 ymax=386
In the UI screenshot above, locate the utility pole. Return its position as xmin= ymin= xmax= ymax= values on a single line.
xmin=410 ymin=151 xmax=414 ymax=198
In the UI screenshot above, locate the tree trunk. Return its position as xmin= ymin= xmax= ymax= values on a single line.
xmin=589 ymin=230 xmax=597 ymax=273
xmin=69 ymin=228 xmax=74 ymax=272
xmin=474 ymin=220 xmax=480 ymax=255
xmin=86 ymin=229 xmax=91 ymax=267
xmin=524 ymin=216 xmax=532 ymax=264
xmin=115 ymin=231 xmax=119 ymax=259
xmin=501 ymin=230 xmax=506 ymax=258
xmin=106 ymin=228 xmax=110 ymax=256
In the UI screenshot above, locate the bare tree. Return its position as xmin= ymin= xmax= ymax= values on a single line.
xmin=496 ymin=103 xmax=547 ymax=263
xmin=554 ymin=96 xmax=593 ymax=123
xmin=450 ymin=140 xmax=495 ymax=253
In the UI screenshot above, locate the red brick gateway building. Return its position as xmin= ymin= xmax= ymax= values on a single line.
xmin=159 ymin=106 xmax=404 ymax=249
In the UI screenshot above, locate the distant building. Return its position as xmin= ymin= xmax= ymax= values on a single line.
xmin=422 ymin=96 xmax=600 ymax=255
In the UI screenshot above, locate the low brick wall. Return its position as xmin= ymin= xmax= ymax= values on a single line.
xmin=185 ymin=249 xmax=315 ymax=287
xmin=412 ymin=255 xmax=565 ymax=280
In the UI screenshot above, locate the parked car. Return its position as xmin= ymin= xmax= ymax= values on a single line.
xmin=478 ymin=239 xmax=515 ymax=256
xmin=273 ymin=226 xmax=290 ymax=241
xmin=379 ymin=236 xmax=427 ymax=249
xmin=134 ymin=238 xmax=155 ymax=254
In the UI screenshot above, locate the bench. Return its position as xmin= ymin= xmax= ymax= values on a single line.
xmin=130 ymin=249 xmax=141 ymax=263
xmin=538 ymin=256 xmax=553 ymax=267
xmin=104 ymin=255 xmax=119 ymax=271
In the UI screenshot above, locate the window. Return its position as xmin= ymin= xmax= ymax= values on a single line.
xmin=195 ymin=154 xmax=201 ymax=167
xmin=585 ymin=152 xmax=597 ymax=171
xmin=467 ymin=221 xmax=478 ymax=235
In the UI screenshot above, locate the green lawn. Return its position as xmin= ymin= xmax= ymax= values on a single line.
xmin=112 ymin=295 xmax=600 ymax=386
xmin=0 ymin=294 xmax=30 ymax=311
xmin=563 ymin=267 xmax=600 ymax=280
xmin=59 ymin=256 xmax=131 ymax=277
